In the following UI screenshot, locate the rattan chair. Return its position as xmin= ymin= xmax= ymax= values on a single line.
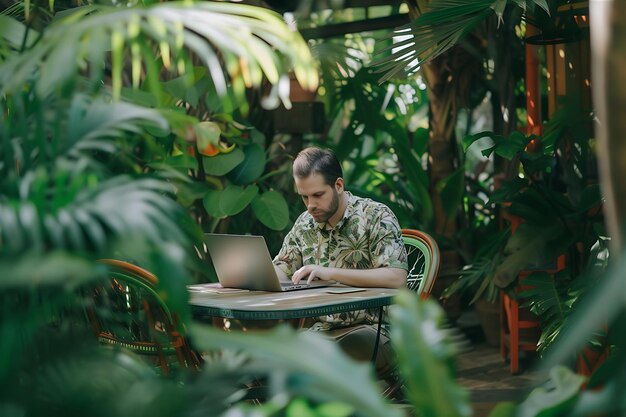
xmin=86 ymin=259 xmax=201 ymax=376
xmin=380 ymin=229 xmax=441 ymax=399
xmin=401 ymin=228 xmax=440 ymax=298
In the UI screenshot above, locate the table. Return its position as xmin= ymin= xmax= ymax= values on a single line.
xmin=188 ymin=283 xmax=398 ymax=321
xmin=188 ymin=283 xmax=399 ymax=362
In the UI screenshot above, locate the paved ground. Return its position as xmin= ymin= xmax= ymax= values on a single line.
xmin=455 ymin=341 xmax=546 ymax=417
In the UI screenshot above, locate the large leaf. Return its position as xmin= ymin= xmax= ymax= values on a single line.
xmin=203 ymin=184 xmax=259 ymax=218
xmin=67 ymin=95 xmax=168 ymax=144
xmin=0 ymin=252 xmax=103 ymax=289
xmin=172 ymin=180 xmax=211 ymax=208
xmin=371 ymin=0 xmax=550 ymax=82
xmin=462 ymin=131 xmax=501 ymax=154
xmin=492 ymin=223 xmax=564 ymax=288
xmin=0 ymin=2 xmax=318 ymax=108
xmin=251 ymin=190 xmax=289 ymax=231
xmin=227 ymin=143 xmax=266 ymax=185
xmin=390 ymin=123 xmax=433 ymax=224
xmin=507 ymin=187 xmax=573 ymax=227
xmin=389 ymin=291 xmax=471 ymax=417
xmin=494 ymin=131 xmax=529 ymax=159
xmin=372 ymin=0 xmax=494 ymax=82
xmin=517 ymin=270 xmax=571 ymax=351
xmin=202 ymin=147 xmax=245 ymax=176
xmin=1 ymin=94 xmax=170 ymax=181
xmin=0 ymin=174 xmax=199 ymax=256
xmin=518 ymin=238 xmax=609 ymax=353
xmin=162 ymin=67 xmax=207 ymax=105
xmin=153 ymin=154 xmax=198 ymax=171
xmin=0 ymin=15 xmax=38 ymax=50
xmin=195 ymin=121 xmax=222 ymax=156
xmin=516 ymin=366 xmax=585 ymax=417
xmin=189 ymin=324 xmax=403 ymax=417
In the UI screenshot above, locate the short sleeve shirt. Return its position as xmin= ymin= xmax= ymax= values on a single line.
xmin=273 ymin=192 xmax=408 ymax=329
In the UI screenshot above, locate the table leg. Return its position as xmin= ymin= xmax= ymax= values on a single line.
xmin=370 ymin=307 xmax=384 ymax=363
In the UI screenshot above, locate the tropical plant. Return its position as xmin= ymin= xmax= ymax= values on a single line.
xmin=2 ymin=0 xmax=320 ymax=281
xmin=3 ymin=0 xmax=626 ymax=416
xmin=442 ymin=99 xmax=606 ymax=353
xmin=510 ymin=2 xmax=626 ymax=414
xmin=287 ymin=32 xmax=433 ymax=230
xmin=323 ymin=64 xmax=434 ymax=230
xmin=372 ymin=0 xmax=552 ymax=82
xmin=0 ymin=0 xmax=323 ymax=412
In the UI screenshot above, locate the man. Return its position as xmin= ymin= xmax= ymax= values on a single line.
xmin=273 ymin=146 xmax=408 ymax=332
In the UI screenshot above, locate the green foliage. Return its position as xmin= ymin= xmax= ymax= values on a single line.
xmin=251 ymin=190 xmax=290 ymax=231
xmin=517 ymin=366 xmax=586 ymax=417
xmin=0 ymin=1 xmax=320 ymax=248
xmin=227 ymin=144 xmax=266 ymax=185
xmin=191 ymin=324 xmax=403 ymax=417
xmin=446 ymin=95 xmax=607 ymax=372
xmin=371 ymin=0 xmax=550 ymax=82
xmin=517 ymin=270 xmax=575 ymax=352
xmin=314 ymin=59 xmax=433 ymax=229
xmin=438 ymin=167 xmax=466 ymax=219
xmin=444 ymin=228 xmax=511 ymax=303
xmin=390 ymin=291 xmax=471 ymax=417
xmin=2 ymin=1 xmax=624 ymax=417
xmin=518 ymin=236 xmax=610 ymax=353
xmin=204 ymin=184 xmax=260 ymax=218
xmin=0 ymin=2 xmax=318 ymax=106
xmin=202 ymin=148 xmax=246 ymax=176
xmin=0 ymin=0 xmax=324 ymax=414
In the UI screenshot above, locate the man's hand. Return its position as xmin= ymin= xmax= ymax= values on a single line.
xmin=292 ymin=265 xmax=332 ymax=285
xmin=291 ymin=265 xmax=407 ymax=288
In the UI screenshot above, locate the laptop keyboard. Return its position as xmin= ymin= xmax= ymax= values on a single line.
xmin=281 ymin=282 xmax=308 ymax=289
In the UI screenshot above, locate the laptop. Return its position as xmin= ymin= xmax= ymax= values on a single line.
xmin=203 ymin=233 xmax=331 ymax=292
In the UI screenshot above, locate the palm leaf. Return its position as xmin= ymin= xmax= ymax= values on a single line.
xmin=389 ymin=292 xmax=471 ymax=417
xmin=518 ymin=238 xmax=610 ymax=353
xmin=0 ymin=2 xmax=318 ymax=108
xmin=0 ymin=94 xmax=172 ymax=191
xmin=0 ymin=174 xmax=198 ymax=256
xmin=190 ymin=323 xmax=404 ymax=417
xmin=517 ymin=271 xmax=571 ymax=352
xmin=371 ymin=0 xmax=550 ymax=82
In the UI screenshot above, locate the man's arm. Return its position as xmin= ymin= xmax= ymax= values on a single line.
xmin=291 ymin=265 xmax=407 ymax=288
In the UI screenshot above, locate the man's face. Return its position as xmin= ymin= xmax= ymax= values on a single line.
xmin=294 ymin=173 xmax=341 ymax=224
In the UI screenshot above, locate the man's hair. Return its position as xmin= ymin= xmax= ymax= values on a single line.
xmin=293 ymin=147 xmax=343 ymax=186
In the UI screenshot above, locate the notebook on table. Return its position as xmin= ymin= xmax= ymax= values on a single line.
xmin=203 ymin=233 xmax=330 ymax=292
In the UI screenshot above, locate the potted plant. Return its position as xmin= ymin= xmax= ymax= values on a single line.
xmin=445 ymin=100 xmax=605 ymax=352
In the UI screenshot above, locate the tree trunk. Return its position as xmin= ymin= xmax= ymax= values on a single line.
xmin=404 ymin=0 xmax=483 ymax=319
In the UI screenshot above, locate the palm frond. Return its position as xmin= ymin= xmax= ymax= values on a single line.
xmin=371 ymin=0 xmax=550 ymax=83
xmin=0 ymin=174 xmax=198 ymax=257
xmin=390 ymin=292 xmax=471 ymax=417
xmin=518 ymin=270 xmax=579 ymax=352
xmin=0 ymin=2 xmax=318 ymax=108
xmin=518 ymin=237 xmax=609 ymax=353
xmin=191 ymin=323 xmax=405 ymax=417
xmin=0 ymin=94 xmax=173 ymax=191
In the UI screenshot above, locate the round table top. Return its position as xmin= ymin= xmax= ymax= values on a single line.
xmin=188 ymin=283 xmax=398 ymax=320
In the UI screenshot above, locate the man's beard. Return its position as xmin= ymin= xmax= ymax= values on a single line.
xmin=310 ymin=189 xmax=339 ymax=223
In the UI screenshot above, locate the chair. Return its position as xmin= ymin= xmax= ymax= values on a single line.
xmin=379 ymin=229 xmax=440 ymax=400
xmin=500 ymin=254 xmax=566 ymax=374
xmin=401 ymin=228 xmax=440 ymax=298
xmin=85 ymin=259 xmax=201 ymax=376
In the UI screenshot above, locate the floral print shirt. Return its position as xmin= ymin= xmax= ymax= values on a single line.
xmin=273 ymin=192 xmax=408 ymax=330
